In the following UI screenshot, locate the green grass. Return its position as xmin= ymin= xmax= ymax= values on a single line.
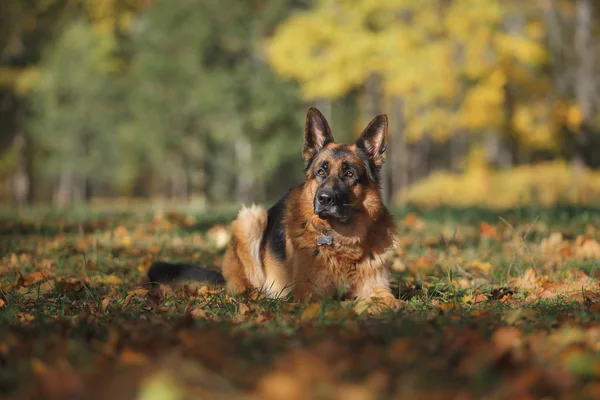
xmin=1 ymin=204 xmax=600 ymax=399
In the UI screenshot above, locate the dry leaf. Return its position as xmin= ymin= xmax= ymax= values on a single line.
xmin=301 ymin=303 xmax=321 ymax=320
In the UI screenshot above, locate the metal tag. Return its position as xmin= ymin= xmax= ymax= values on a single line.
xmin=317 ymin=235 xmax=333 ymax=246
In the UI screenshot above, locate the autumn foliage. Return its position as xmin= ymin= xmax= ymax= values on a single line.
xmin=2 ymin=206 xmax=600 ymax=399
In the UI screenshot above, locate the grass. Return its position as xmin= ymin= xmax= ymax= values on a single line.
xmin=1 ymin=203 xmax=600 ymax=399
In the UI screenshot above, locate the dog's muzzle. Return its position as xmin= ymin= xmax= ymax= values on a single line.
xmin=314 ymin=189 xmax=345 ymax=220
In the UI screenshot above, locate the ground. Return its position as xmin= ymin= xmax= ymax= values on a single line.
xmin=1 ymin=204 xmax=600 ymax=400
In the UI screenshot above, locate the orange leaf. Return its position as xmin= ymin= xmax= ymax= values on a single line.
xmin=479 ymin=222 xmax=497 ymax=239
xmin=23 ymin=271 xmax=48 ymax=287
xmin=118 ymin=348 xmax=149 ymax=366
xmin=440 ymin=302 xmax=457 ymax=311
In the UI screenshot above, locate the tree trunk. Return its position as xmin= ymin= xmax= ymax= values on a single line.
xmin=235 ymin=134 xmax=254 ymax=203
xmin=450 ymin=130 xmax=468 ymax=172
xmin=172 ymin=154 xmax=188 ymax=201
xmin=574 ymin=0 xmax=594 ymax=166
xmin=24 ymin=129 xmax=35 ymax=204
xmin=384 ymin=97 xmax=408 ymax=206
xmin=54 ymin=164 xmax=74 ymax=207
xmin=500 ymin=82 xmax=519 ymax=167
xmin=11 ymin=131 xmax=29 ymax=206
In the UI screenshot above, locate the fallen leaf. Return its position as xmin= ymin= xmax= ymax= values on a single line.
xmin=480 ymin=222 xmax=497 ymax=239
xmin=471 ymin=260 xmax=493 ymax=273
xmin=190 ymin=307 xmax=207 ymax=318
xmin=238 ymin=303 xmax=251 ymax=316
xmin=16 ymin=312 xmax=36 ymax=323
xmin=118 ymin=348 xmax=149 ymax=366
xmin=101 ymin=297 xmax=111 ymax=312
xmin=575 ymin=235 xmax=600 ymax=259
xmin=502 ymin=308 xmax=538 ymax=325
xmin=23 ymin=271 xmax=49 ymax=287
xmin=92 ymin=274 xmax=122 ymax=286
xmin=440 ymin=301 xmax=457 ymax=311
xmin=145 ymin=287 xmax=164 ymax=309
xmin=301 ymin=303 xmax=321 ymax=320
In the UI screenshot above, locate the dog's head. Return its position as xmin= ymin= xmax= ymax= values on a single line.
xmin=303 ymin=107 xmax=388 ymax=223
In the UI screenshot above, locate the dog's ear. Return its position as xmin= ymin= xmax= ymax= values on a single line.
xmin=355 ymin=114 xmax=388 ymax=166
xmin=304 ymin=107 xmax=333 ymax=166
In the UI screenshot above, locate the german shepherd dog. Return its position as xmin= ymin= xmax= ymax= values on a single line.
xmin=148 ymin=107 xmax=399 ymax=311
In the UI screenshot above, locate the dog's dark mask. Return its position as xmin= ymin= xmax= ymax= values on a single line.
xmin=302 ymin=107 xmax=388 ymax=223
xmin=313 ymin=159 xmax=354 ymax=222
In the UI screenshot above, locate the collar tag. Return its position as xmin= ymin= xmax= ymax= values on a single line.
xmin=317 ymin=235 xmax=333 ymax=246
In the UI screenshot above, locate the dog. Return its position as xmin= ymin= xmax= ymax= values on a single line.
xmin=147 ymin=107 xmax=399 ymax=311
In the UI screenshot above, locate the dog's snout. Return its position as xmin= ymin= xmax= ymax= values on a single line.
xmin=317 ymin=190 xmax=335 ymax=207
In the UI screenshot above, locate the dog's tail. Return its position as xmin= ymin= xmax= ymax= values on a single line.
xmin=147 ymin=261 xmax=225 ymax=286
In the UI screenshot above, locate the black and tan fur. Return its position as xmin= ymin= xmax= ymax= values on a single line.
xmin=148 ymin=107 xmax=399 ymax=310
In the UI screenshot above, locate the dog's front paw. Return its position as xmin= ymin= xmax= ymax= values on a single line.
xmin=354 ymin=291 xmax=404 ymax=315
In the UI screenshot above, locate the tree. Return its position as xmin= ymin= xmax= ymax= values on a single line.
xmin=124 ymin=0 xmax=306 ymax=204
xmin=29 ymin=20 xmax=123 ymax=206
xmin=267 ymin=0 xmax=574 ymax=204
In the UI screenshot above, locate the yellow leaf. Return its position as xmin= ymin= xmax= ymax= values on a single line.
xmin=471 ymin=260 xmax=493 ymax=273
xmin=353 ymin=299 xmax=372 ymax=315
xmin=92 ymin=274 xmax=122 ymax=285
xmin=301 ymin=303 xmax=322 ymax=320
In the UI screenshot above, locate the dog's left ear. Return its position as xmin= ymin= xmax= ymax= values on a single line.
xmin=304 ymin=107 xmax=333 ymax=166
xmin=355 ymin=114 xmax=388 ymax=166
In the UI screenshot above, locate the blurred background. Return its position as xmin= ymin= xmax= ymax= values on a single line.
xmin=2 ymin=0 xmax=600 ymax=211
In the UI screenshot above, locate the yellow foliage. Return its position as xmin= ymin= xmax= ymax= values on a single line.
xmin=84 ymin=0 xmax=153 ymax=34
xmin=495 ymin=33 xmax=548 ymax=65
xmin=566 ymin=105 xmax=584 ymax=132
xmin=268 ymin=0 xmax=558 ymax=146
xmin=460 ymin=70 xmax=506 ymax=130
xmin=403 ymin=160 xmax=600 ymax=209
xmin=513 ymin=102 xmax=557 ymax=150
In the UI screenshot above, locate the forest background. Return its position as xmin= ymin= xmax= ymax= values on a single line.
xmin=2 ymin=0 xmax=600 ymax=210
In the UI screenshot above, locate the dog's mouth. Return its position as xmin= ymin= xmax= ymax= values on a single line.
xmin=316 ymin=208 xmax=350 ymax=223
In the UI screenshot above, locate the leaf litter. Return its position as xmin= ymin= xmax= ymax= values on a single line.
xmin=1 ymin=209 xmax=600 ymax=399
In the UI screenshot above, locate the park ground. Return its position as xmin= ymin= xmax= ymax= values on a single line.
xmin=1 ymin=204 xmax=600 ymax=399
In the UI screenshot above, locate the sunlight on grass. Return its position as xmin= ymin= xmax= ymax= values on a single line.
xmin=1 ymin=205 xmax=600 ymax=398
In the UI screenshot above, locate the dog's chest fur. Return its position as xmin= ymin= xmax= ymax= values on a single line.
xmin=287 ymin=216 xmax=394 ymax=298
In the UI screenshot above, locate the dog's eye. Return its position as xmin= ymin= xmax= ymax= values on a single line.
xmin=345 ymin=171 xmax=354 ymax=178
xmin=317 ymin=169 xmax=326 ymax=176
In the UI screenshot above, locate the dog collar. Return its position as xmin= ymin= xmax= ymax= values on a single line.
xmin=310 ymin=221 xmax=334 ymax=246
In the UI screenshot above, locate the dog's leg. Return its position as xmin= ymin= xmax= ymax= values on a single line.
xmin=221 ymin=242 xmax=251 ymax=295
xmin=222 ymin=205 xmax=270 ymax=296
xmin=353 ymin=275 xmax=401 ymax=314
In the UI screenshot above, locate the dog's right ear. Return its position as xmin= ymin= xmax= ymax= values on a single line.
xmin=303 ymin=107 xmax=333 ymax=167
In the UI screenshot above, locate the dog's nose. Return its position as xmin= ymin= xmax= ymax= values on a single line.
xmin=317 ymin=191 xmax=335 ymax=207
